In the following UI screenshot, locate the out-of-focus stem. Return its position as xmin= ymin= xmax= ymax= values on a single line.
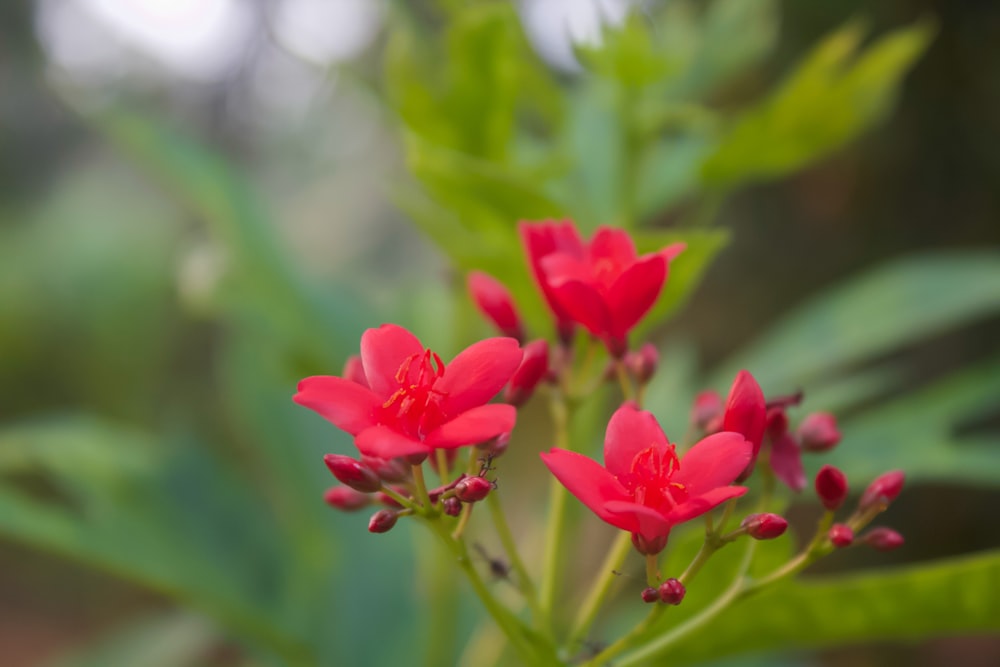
xmin=412 ymin=464 xmax=435 ymax=514
xmin=567 ymin=530 xmax=632 ymax=649
xmin=487 ymin=492 xmax=542 ymax=622
xmin=539 ymin=393 xmax=572 ymax=635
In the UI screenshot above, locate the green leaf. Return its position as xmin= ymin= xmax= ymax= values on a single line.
xmin=576 ymin=12 xmax=679 ymax=88
xmin=633 ymin=228 xmax=731 ymax=336
xmin=823 ymin=356 xmax=1000 ymax=486
xmin=637 ymin=551 xmax=1000 ymax=665
xmin=702 ymin=20 xmax=934 ymax=187
xmin=712 ymin=252 xmax=1000 ymax=392
xmin=46 ymin=612 xmax=218 ymax=667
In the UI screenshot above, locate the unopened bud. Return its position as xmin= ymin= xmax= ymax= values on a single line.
xmin=691 ymin=391 xmax=723 ymax=431
xmin=455 ymin=476 xmax=493 ymax=503
xmin=324 ymin=454 xmax=382 ymax=493
xmin=361 ymin=456 xmax=410 ymax=484
xmin=468 ymin=271 xmax=525 ymax=342
xmin=368 ymin=509 xmax=398 ymax=533
xmin=324 ymin=486 xmax=370 ymax=511
xmin=658 ymin=578 xmax=686 ymax=605
xmin=859 ymin=470 xmax=905 ymax=511
xmin=631 ymin=532 xmax=668 ymax=556
xmin=741 ymin=513 xmax=789 ymax=540
xmin=641 ymin=587 xmax=659 ymax=604
xmin=797 ymin=412 xmax=841 ymax=452
xmin=504 ymin=340 xmax=549 ymax=406
xmin=625 ymin=343 xmax=659 ymax=385
xmin=815 ymin=465 xmax=849 ymax=511
xmin=477 ymin=432 xmax=510 ymax=459
xmin=863 ymin=527 xmax=904 ymax=552
xmin=443 ymin=497 xmax=462 ymax=517
xmin=829 ymin=523 xmax=854 ymax=548
xmin=342 ymin=355 xmax=368 ymax=387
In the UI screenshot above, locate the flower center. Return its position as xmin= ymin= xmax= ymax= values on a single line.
xmin=627 ymin=444 xmax=688 ymax=510
xmin=381 ymin=349 xmax=447 ymax=437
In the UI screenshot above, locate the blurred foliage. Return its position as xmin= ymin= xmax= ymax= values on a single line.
xmin=1 ymin=1 xmax=998 ymax=666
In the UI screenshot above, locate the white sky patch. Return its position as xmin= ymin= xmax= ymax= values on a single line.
xmin=271 ymin=0 xmax=382 ymax=65
xmin=519 ymin=0 xmax=636 ymax=72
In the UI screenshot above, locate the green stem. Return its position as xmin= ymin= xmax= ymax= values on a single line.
xmin=616 ymin=361 xmax=634 ymax=402
xmin=539 ymin=394 xmax=572 ymax=635
xmin=380 ymin=485 xmax=418 ymax=512
xmin=567 ymin=531 xmax=632 ymax=648
xmin=645 ymin=553 xmax=660 ymax=587
xmin=412 ymin=463 xmax=435 ymax=514
xmin=426 ymin=520 xmax=551 ymax=666
xmin=451 ymin=501 xmax=474 ymax=540
xmin=487 ymin=492 xmax=543 ymax=622
xmin=436 ymin=448 xmax=452 ymax=484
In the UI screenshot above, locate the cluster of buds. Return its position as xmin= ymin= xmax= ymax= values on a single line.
xmin=815 ymin=466 xmax=905 ymax=551
xmin=641 ymin=578 xmax=686 ymax=605
xmin=323 ymin=452 xmax=498 ymax=533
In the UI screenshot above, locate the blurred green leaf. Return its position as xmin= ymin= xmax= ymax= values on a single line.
xmin=633 ymin=228 xmax=731 ymax=337
xmin=713 ymin=252 xmax=1000 ymax=392
xmin=702 ymin=20 xmax=933 ymax=187
xmin=46 ymin=612 xmax=218 ymax=667
xmin=0 ymin=416 xmax=311 ymax=665
xmin=635 ymin=550 xmax=1000 ymax=665
xmin=823 ymin=356 xmax=1000 ymax=486
xmin=576 ymin=12 xmax=678 ymax=88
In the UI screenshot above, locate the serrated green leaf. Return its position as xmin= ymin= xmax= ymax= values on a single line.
xmin=702 ymin=20 xmax=933 ymax=187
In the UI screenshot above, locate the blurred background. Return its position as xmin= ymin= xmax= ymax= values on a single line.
xmin=1 ymin=1 xmax=998 ymax=666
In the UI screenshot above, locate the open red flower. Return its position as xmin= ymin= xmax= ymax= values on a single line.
xmin=520 ymin=221 xmax=684 ymax=356
xmin=294 ymin=324 xmax=522 ymax=459
xmin=540 ymin=404 xmax=752 ymax=554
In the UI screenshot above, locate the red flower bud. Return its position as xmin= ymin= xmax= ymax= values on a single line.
xmin=468 ymin=271 xmax=525 ymax=343
xmin=342 ymin=355 xmax=368 ymax=387
xmin=361 ymin=456 xmax=410 ymax=484
xmin=324 ymin=454 xmax=382 ymax=493
xmin=690 ymin=391 xmax=723 ymax=431
xmin=324 ymin=486 xmax=371 ymax=511
xmin=859 ymin=470 xmax=905 ymax=511
xmin=504 ymin=339 xmax=549 ymax=406
xmin=829 ymin=523 xmax=854 ymax=548
xmin=443 ymin=497 xmax=462 ymax=517
xmin=455 ymin=476 xmax=493 ymax=503
xmin=658 ymin=578 xmax=686 ymax=605
xmin=741 ymin=513 xmax=789 ymax=540
xmin=625 ymin=343 xmax=659 ymax=385
xmin=631 ymin=532 xmax=668 ymax=556
xmin=368 ymin=509 xmax=399 ymax=533
xmin=477 ymin=432 xmax=510 ymax=459
xmin=797 ymin=412 xmax=841 ymax=452
xmin=641 ymin=587 xmax=659 ymax=604
xmin=863 ymin=527 xmax=904 ymax=551
xmin=814 ymin=464 xmax=849 ymax=511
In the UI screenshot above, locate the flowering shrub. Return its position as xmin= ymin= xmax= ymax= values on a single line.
xmin=300 ymin=219 xmax=908 ymax=666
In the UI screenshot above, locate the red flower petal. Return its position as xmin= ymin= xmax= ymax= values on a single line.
xmin=540 ymin=448 xmax=631 ymax=526
xmin=519 ymin=220 xmax=584 ymax=325
xmin=663 ymin=486 xmax=747 ymax=525
xmin=659 ymin=243 xmax=686 ymax=263
xmin=603 ymin=500 xmax=672 ymax=539
xmin=423 ymin=404 xmax=517 ymax=449
xmin=293 ymin=376 xmax=380 ymax=435
xmin=360 ymin=324 xmax=424 ymax=399
xmin=770 ymin=432 xmax=806 ymax=492
xmin=722 ymin=370 xmax=767 ymax=455
xmin=607 ymin=253 xmax=666 ymax=336
xmin=603 ymin=404 xmax=670 ymax=480
xmin=674 ymin=432 xmax=752 ymax=496
xmin=588 ymin=226 xmax=637 ymax=270
xmin=437 ymin=338 xmax=523 ymax=417
xmin=547 ymin=279 xmax=612 ymax=336
xmin=355 ymin=425 xmax=428 ymax=458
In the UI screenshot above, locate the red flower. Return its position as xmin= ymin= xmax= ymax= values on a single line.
xmin=467 ymin=271 xmax=525 ymax=343
xmin=540 ymin=404 xmax=752 ymax=555
xmin=520 ymin=221 xmax=684 ymax=355
xmin=294 ymin=324 xmax=522 ymax=459
xmin=766 ymin=408 xmax=807 ymax=492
